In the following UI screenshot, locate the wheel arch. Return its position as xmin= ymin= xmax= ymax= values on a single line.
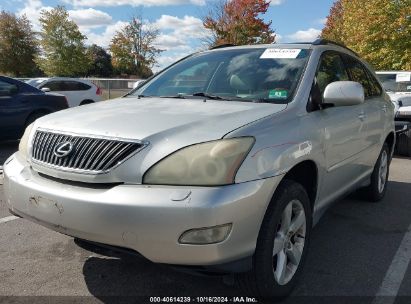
xmin=80 ymin=99 xmax=94 ymax=105
xmin=24 ymin=109 xmax=51 ymax=126
xmin=280 ymin=160 xmax=318 ymax=210
xmin=385 ymin=132 xmax=395 ymax=157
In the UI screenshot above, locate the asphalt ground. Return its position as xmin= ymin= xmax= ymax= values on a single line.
xmin=0 ymin=141 xmax=410 ymax=304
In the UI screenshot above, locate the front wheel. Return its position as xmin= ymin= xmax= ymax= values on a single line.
xmin=361 ymin=143 xmax=390 ymax=202
xmin=236 ymin=180 xmax=312 ymax=299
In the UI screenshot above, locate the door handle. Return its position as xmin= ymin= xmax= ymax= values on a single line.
xmin=358 ymin=113 xmax=367 ymax=121
xmin=381 ymin=105 xmax=387 ymax=112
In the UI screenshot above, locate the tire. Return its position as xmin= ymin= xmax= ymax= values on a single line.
xmin=361 ymin=143 xmax=390 ymax=202
xmin=80 ymin=100 xmax=94 ymax=106
xmin=395 ymin=129 xmax=411 ymax=157
xmin=235 ymin=180 xmax=312 ymax=299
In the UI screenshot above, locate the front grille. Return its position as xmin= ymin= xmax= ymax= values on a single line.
xmin=31 ymin=130 xmax=146 ymax=174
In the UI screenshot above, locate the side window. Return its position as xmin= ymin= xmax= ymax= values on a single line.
xmin=76 ymin=82 xmax=91 ymax=91
xmin=316 ymin=52 xmax=349 ymax=96
xmin=0 ymin=80 xmax=18 ymax=95
xmin=63 ymin=81 xmax=91 ymax=91
xmin=41 ymin=81 xmax=62 ymax=91
xmin=344 ymin=56 xmax=373 ymax=98
xmin=365 ymin=70 xmax=383 ymax=97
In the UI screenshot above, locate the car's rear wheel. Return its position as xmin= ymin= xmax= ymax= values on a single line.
xmin=236 ymin=180 xmax=312 ymax=299
xmin=80 ymin=99 xmax=94 ymax=106
xmin=362 ymin=143 xmax=390 ymax=202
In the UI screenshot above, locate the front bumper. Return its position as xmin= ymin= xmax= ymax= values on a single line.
xmin=395 ymin=121 xmax=410 ymax=134
xmin=3 ymin=153 xmax=281 ymax=267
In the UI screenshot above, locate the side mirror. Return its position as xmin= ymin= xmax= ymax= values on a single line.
xmin=41 ymin=87 xmax=51 ymax=92
xmin=323 ymin=81 xmax=365 ymax=107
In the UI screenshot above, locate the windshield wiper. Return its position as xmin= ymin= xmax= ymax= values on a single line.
xmin=159 ymin=94 xmax=187 ymax=99
xmin=192 ymin=92 xmax=227 ymax=100
xmin=136 ymin=94 xmax=152 ymax=99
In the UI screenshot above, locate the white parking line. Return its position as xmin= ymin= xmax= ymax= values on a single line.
xmin=373 ymin=222 xmax=411 ymax=304
xmin=0 ymin=215 xmax=19 ymax=224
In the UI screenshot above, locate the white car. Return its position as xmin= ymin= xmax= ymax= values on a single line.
xmin=376 ymin=71 xmax=411 ymax=156
xmin=132 ymin=79 xmax=146 ymax=89
xmin=26 ymin=78 xmax=103 ymax=107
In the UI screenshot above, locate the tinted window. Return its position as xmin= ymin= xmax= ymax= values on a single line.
xmin=316 ymin=52 xmax=349 ymax=96
xmin=41 ymin=81 xmax=63 ymax=91
xmin=365 ymin=70 xmax=383 ymax=96
xmin=0 ymin=80 xmax=18 ymax=95
xmin=63 ymin=81 xmax=91 ymax=91
xmin=344 ymin=56 xmax=373 ymax=97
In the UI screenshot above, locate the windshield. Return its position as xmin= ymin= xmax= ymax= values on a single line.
xmin=132 ymin=48 xmax=311 ymax=103
xmin=377 ymin=73 xmax=411 ymax=93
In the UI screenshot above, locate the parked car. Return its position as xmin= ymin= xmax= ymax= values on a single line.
xmin=4 ymin=40 xmax=395 ymax=299
xmin=376 ymin=71 xmax=411 ymax=156
xmin=132 ymin=79 xmax=146 ymax=89
xmin=26 ymin=77 xmax=102 ymax=107
xmin=0 ymin=76 xmax=68 ymax=141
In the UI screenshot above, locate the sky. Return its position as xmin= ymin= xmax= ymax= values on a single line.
xmin=1 ymin=0 xmax=336 ymax=71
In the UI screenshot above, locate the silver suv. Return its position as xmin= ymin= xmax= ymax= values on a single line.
xmin=3 ymin=40 xmax=395 ymax=298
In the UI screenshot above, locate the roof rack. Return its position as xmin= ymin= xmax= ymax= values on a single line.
xmin=210 ymin=44 xmax=236 ymax=50
xmin=312 ymin=38 xmax=359 ymax=56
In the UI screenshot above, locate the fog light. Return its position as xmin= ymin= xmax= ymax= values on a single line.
xmin=178 ymin=224 xmax=232 ymax=245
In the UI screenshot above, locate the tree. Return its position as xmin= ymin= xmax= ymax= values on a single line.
xmin=86 ymin=44 xmax=113 ymax=77
xmin=109 ymin=16 xmax=162 ymax=78
xmin=203 ymin=0 xmax=275 ymax=47
xmin=0 ymin=11 xmax=39 ymax=77
xmin=321 ymin=0 xmax=344 ymax=44
xmin=322 ymin=0 xmax=411 ymax=70
xmin=36 ymin=6 xmax=91 ymax=76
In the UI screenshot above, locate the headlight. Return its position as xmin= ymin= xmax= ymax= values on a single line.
xmin=143 ymin=137 xmax=255 ymax=186
xmin=18 ymin=123 xmax=34 ymax=159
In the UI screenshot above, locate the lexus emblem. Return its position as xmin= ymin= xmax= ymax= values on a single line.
xmin=53 ymin=141 xmax=74 ymax=158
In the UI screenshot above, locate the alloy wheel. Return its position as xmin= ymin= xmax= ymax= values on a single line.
xmin=378 ymin=150 xmax=388 ymax=193
xmin=272 ymin=199 xmax=306 ymax=285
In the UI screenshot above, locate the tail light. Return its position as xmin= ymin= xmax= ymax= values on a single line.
xmin=96 ymin=86 xmax=102 ymax=95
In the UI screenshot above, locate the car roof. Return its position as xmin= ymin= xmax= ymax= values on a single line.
xmin=38 ymin=77 xmax=95 ymax=86
xmin=205 ymin=39 xmax=358 ymax=56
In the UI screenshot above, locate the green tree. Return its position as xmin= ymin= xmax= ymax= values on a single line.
xmin=322 ymin=0 xmax=411 ymax=70
xmin=203 ymin=0 xmax=275 ymax=47
xmin=321 ymin=0 xmax=345 ymax=44
xmin=0 ymin=11 xmax=39 ymax=77
xmin=109 ymin=16 xmax=162 ymax=78
xmin=36 ymin=6 xmax=91 ymax=76
xmin=86 ymin=44 xmax=113 ymax=77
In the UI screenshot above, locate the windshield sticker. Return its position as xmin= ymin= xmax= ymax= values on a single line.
xmin=396 ymin=73 xmax=411 ymax=82
xmin=269 ymin=89 xmax=288 ymax=99
xmin=260 ymin=49 xmax=301 ymax=59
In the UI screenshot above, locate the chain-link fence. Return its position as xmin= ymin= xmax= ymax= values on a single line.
xmin=86 ymin=78 xmax=143 ymax=100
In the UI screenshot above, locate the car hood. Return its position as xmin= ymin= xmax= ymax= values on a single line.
xmin=31 ymin=97 xmax=287 ymax=183
xmin=35 ymin=97 xmax=287 ymax=142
